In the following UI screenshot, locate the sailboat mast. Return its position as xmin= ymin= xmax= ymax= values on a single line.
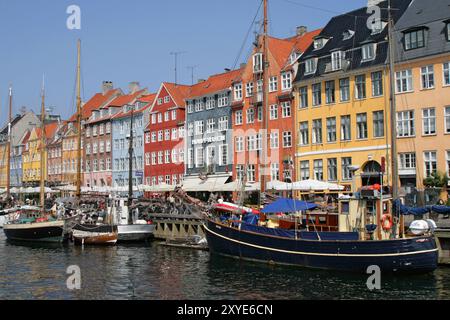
xmin=260 ymin=0 xmax=269 ymax=198
xmin=128 ymin=105 xmax=134 ymax=209
xmin=387 ymin=1 xmax=399 ymax=200
xmin=6 ymin=85 xmax=12 ymax=199
xmin=76 ymin=39 xmax=82 ymax=199
xmin=40 ymin=77 xmax=46 ymax=210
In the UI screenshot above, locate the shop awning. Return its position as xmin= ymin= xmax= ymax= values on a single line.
xmin=182 ymin=175 xmax=231 ymax=192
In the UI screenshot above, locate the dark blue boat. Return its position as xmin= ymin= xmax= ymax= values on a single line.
xmin=204 ymin=218 xmax=439 ymax=273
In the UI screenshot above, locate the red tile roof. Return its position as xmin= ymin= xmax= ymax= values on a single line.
xmin=188 ymin=68 xmax=244 ymax=99
xmin=36 ymin=122 xmax=59 ymax=140
xmin=162 ymin=83 xmax=192 ymax=107
xmin=68 ymin=89 xmax=122 ymax=122
xmin=137 ymin=93 xmax=157 ymax=104
xmin=108 ymin=89 xmax=147 ymax=107
xmin=112 ymin=93 xmax=157 ymax=120
xmin=288 ymin=29 xmax=322 ymax=53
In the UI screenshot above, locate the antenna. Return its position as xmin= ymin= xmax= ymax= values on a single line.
xmin=170 ymin=51 xmax=187 ymax=85
xmin=186 ymin=65 xmax=198 ymax=85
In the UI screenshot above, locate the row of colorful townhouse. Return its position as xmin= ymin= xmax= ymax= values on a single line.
xmin=0 ymin=0 xmax=448 ymax=202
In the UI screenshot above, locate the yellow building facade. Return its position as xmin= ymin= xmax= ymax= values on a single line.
xmin=294 ymin=67 xmax=393 ymax=191
xmin=22 ymin=128 xmax=46 ymax=185
xmin=0 ymin=143 xmax=8 ymax=188
xmin=61 ymin=124 xmax=84 ymax=185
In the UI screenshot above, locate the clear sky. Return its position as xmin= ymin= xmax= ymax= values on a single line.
xmin=0 ymin=0 xmax=367 ymax=125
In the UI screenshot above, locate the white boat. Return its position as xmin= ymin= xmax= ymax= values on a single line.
xmin=110 ymin=198 xmax=155 ymax=242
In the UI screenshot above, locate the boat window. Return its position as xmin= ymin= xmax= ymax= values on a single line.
xmin=318 ymin=217 xmax=327 ymax=224
xmin=341 ymin=202 xmax=350 ymax=214
xmin=366 ymin=201 xmax=376 ymax=215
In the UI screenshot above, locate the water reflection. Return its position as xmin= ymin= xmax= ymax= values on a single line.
xmin=0 ymin=232 xmax=449 ymax=300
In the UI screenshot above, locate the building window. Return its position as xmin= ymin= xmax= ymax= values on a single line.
xmin=447 ymin=150 xmax=450 ymax=178
xmin=281 ymin=102 xmax=291 ymax=118
xmin=339 ymin=78 xmax=350 ymax=102
xmin=422 ymin=107 xmax=436 ymax=135
xmin=283 ymin=132 xmax=292 ymax=148
xmin=218 ymin=116 xmax=228 ymax=131
xmin=445 ymin=106 xmax=450 ymax=134
xmin=326 ymin=117 xmax=336 ymax=143
xmin=424 ymin=151 xmax=437 ymax=177
xmin=253 ymin=53 xmax=263 ymax=73
xmin=355 ymin=74 xmax=366 ymax=100
xmin=247 ymin=165 xmax=256 ymax=182
xmin=271 ymin=163 xmax=280 ymax=181
xmin=313 ymin=160 xmax=323 ymax=181
xmin=257 ymin=106 xmax=263 ymax=122
xmin=188 ymin=149 xmax=194 ymax=169
xmin=397 ymin=110 xmax=415 ymax=137
xmin=165 ymin=129 xmax=170 ymax=141
xmin=444 ymin=62 xmax=450 ymax=86
xmin=270 ymin=132 xmax=279 ymax=149
xmin=312 ymin=83 xmax=322 ymax=106
xmin=396 ymin=70 xmax=413 ymax=93
xmin=172 ymin=149 xmax=178 ymax=164
xmin=218 ymin=93 xmax=229 ymax=107
xmin=235 ymin=111 xmax=243 ymax=125
xmin=404 ymin=29 xmax=426 ymax=50
xmin=373 ymin=111 xmax=385 ymax=138
xmin=371 ymin=71 xmax=383 ymax=97
xmin=299 ymin=122 xmax=309 ymax=145
xmin=361 ymin=43 xmax=376 ymax=61
xmin=234 ymin=83 xmax=243 ymax=101
xmin=247 ymin=108 xmax=255 ymax=124
xmin=206 ymin=119 xmax=215 ymax=134
xmin=219 ymin=145 xmax=228 ymax=166
xmin=269 ymin=77 xmax=278 ymax=92
xmin=157 ymin=113 xmax=162 ymax=123
xmin=331 ymin=51 xmax=343 ymax=71
xmin=281 ymin=72 xmax=292 ymax=91
xmin=236 ymin=136 xmax=244 ymax=152
xmin=187 ymin=101 xmax=194 ymax=113
xmin=158 ymin=151 xmax=163 ymax=165
xmin=325 ymin=80 xmax=335 ymax=104
xmin=327 ymin=158 xmax=337 ymax=181
xmin=195 ymin=100 xmax=204 ymax=112
xmin=236 ymin=165 xmax=245 ymax=182
xmin=206 ymin=146 xmax=216 ymax=167
xmin=299 ymin=86 xmax=308 ymax=108
xmin=399 ymin=153 xmax=416 ymax=169
xmin=421 ymin=65 xmax=435 ymax=89
xmin=187 ymin=123 xmax=194 ymax=137
xmin=195 ymin=148 xmax=204 ymax=168
xmin=270 ymin=105 xmax=278 ymax=120
xmin=342 ymin=157 xmax=353 ymax=181
xmin=356 ymin=113 xmax=368 ymax=140
xmin=312 ymin=119 xmax=323 ymax=144
xmin=195 ymin=121 xmax=204 ymax=135
xmin=206 ymin=97 xmax=216 ymax=110
xmin=172 ymin=128 xmax=178 ymax=140
xmin=300 ymin=161 xmax=310 ymax=180
xmin=305 ymin=58 xmax=317 ymax=74
xmin=340 ymin=115 xmax=351 ymax=141
xmin=246 ymin=82 xmax=254 ymax=97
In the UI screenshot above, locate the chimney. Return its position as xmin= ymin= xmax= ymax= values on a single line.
xmin=129 ymin=81 xmax=140 ymax=94
xmin=367 ymin=0 xmax=383 ymax=7
xmin=102 ymin=81 xmax=114 ymax=94
xmin=240 ymin=63 xmax=247 ymax=69
xmin=296 ymin=26 xmax=308 ymax=37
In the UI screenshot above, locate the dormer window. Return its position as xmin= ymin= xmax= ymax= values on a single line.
xmin=313 ymin=37 xmax=328 ymax=50
xmin=404 ymin=28 xmax=427 ymax=50
xmin=362 ymin=43 xmax=376 ymax=61
xmin=290 ymin=51 xmax=300 ymax=64
xmin=331 ymin=51 xmax=344 ymax=71
xmin=343 ymin=30 xmax=355 ymax=41
xmin=305 ymin=58 xmax=317 ymax=75
xmin=446 ymin=22 xmax=450 ymax=41
xmin=253 ymin=53 xmax=263 ymax=73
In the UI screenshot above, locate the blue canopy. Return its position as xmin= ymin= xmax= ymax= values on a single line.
xmin=393 ymin=199 xmax=450 ymax=216
xmin=261 ymin=198 xmax=318 ymax=214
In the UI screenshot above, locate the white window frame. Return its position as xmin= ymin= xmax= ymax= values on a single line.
xmin=422 ymin=107 xmax=436 ymax=136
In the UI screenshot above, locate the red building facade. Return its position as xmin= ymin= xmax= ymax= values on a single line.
xmin=144 ymin=83 xmax=190 ymax=187
xmin=231 ymin=29 xmax=320 ymax=190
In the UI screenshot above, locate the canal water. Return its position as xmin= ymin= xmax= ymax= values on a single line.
xmin=0 ymin=232 xmax=449 ymax=300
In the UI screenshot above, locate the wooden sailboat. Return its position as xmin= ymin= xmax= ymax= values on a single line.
xmin=70 ymin=39 xmax=118 ymax=246
xmin=204 ymin=0 xmax=439 ymax=273
xmin=3 ymin=81 xmax=65 ymax=243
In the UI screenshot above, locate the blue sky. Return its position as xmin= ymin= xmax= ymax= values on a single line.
xmin=0 ymin=0 xmax=367 ymax=124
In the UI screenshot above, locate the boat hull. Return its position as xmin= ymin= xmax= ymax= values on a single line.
xmin=3 ymin=220 xmax=65 ymax=243
xmin=117 ymin=224 xmax=155 ymax=242
xmin=204 ymin=219 xmax=439 ymax=273
xmin=72 ymin=230 xmax=118 ymax=246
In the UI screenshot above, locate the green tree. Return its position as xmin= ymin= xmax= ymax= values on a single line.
xmin=423 ymin=171 xmax=449 ymax=188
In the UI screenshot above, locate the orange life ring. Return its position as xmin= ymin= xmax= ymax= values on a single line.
xmin=381 ymin=214 xmax=393 ymax=231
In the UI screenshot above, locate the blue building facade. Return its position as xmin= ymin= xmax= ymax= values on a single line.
xmin=111 ymin=101 xmax=150 ymax=193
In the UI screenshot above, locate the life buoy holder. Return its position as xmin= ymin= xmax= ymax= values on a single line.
xmin=381 ymin=214 xmax=393 ymax=231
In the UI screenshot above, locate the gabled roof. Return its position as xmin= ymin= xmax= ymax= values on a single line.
xmin=288 ymin=29 xmax=323 ymax=53
xmin=68 ymin=88 xmax=122 ymax=122
xmin=162 ymin=83 xmax=192 ymax=107
xmin=187 ymin=68 xmax=244 ymax=99
xmin=108 ymin=89 xmax=148 ymax=107
xmin=35 ymin=122 xmax=59 ymax=140
xmin=112 ymin=92 xmax=157 ymax=121
xmin=137 ymin=93 xmax=157 ymax=104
